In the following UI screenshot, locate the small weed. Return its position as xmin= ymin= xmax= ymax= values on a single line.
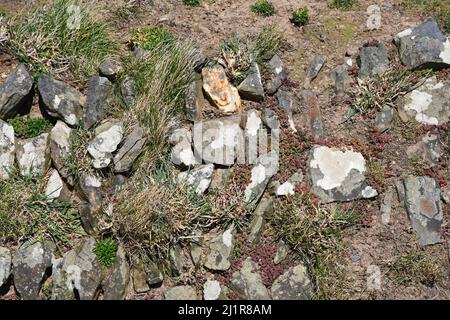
xmin=7 ymin=116 xmax=52 ymax=139
xmin=251 ymin=0 xmax=276 ymax=17
xmin=292 ymin=7 xmax=310 ymax=27
xmin=332 ymin=0 xmax=357 ymax=10
xmin=94 ymin=238 xmax=118 ymax=268
xmin=130 ymin=26 xmax=175 ymax=50
xmin=183 ymin=0 xmax=201 ymax=7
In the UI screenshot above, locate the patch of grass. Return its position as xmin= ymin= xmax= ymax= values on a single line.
xmin=270 ymin=192 xmax=361 ymax=298
xmin=94 ymin=238 xmax=118 ymax=268
xmin=292 ymin=7 xmax=310 ymax=27
xmin=0 ymin=171 xmax=84 ymax=251
xmin=63 ymin=127 xmax=95 ymax=183
xmin=130 ymin=26 xmax=175 ymax=51
xmin=7 ymin=116 xmax=52 ymax=139
xmin=183 ymin=0 xmax=201 ymax=7
xmin=2 ymin=0 xmax=118 ymax=82
xmin=332 ymin=0 xmax=357 ymax=10
xmin=251 ymin=0 xmax=276 ymax=17
xmin=387 ymin=249 xmax=444 ymax=286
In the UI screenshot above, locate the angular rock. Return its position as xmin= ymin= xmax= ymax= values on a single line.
xmin=49 ymin=121 xmax=73 ymax=183
xmin=13 ymin=241 xmax=53 ymax=300
xmin=98 ymin=59 xmax=123 ymax=81
xmin=262 ymin=108 xmax=280 ymax=130
xmin=270 ymin=263 xmax=312 ymax=300
xmin=0 ymin=64 xmax=33 ymax=120
xmin=51 ymin=238 xmax=103 ymax=300
xmin=248 ymin=198 xmax=274 ymax=244
xmin=131 ymin=257 xmax=150 ymax=293
xmin=305 ymin=55 xmax=326 ymax=85
xmin=245 ymin=151 xmax=279 ymax=204
xmin=78 ymin=174 xmax=102 ymax=233
xmin=120 ymin=77 xmax=137 ymax=108
xmin=357 ymin=42 xmax=389 ymax=79
xmin=231 ymin=258 xmax=271 ymax=300
xmin=397 ymin=76 xmax=449 ymax=125
xmin=185 ymin=79 xmax=204 ymax=121
xmin=112 ymin=174 xmax=127 ymax=192
xmin=113 ymin=125 xmax=146 ymax=173
xmin=402 ymin=176 xmax=443 ymax=246
xmin=83 ymin=76 xmax=113 ymax=129
xmin=0 ymin=247 xmax=11 ymax=288
xmin=330 ymin=64 xmax=352 ymax=97
xmin=87 ymin=119 xmax=124 ymax=169
xmin=102 ymin=246 xmax=130 ymax=300
xmin=375 ymin=105 xmax=394 ymax=133
xmin=178 ymin=164 xmax=214 ymax=195
xmin=16 ymin=133 xmax=50 ymax=178
xmin=273 ymin=240 xmax=289 ymax=265
xmin=0 ymin=119 xmax=15 ymax=180
xmin=395 ymin=18 xmax=450 ymax=70
xmin=45 ymin=169 xmax=64 ymax=201
xmin=237 ymin=62 xmax=265 ymax=102
xmin=204 ymin=227 xmax=234 ymax=271
xmin=406 ymin=132 xmax=444 ymax=166
xmin=192 ymin=115 xmax=243 ymax=166
xmin=266 ymin=54 xmax=288 ymax=95
xmin=170 ymin=127 xmax=198 ymax=167
xmin=308 ymin=145 xmax=378 ymax=203
xmin=164 ymin=286 xmax=199 ymax=300
xmin=144 ymin=260 xmax=164 ymax=286
xmin=38 ymin=75 xmax=83 ymax=126
xmin=202 ymin=65 xmax=242 ymax=113
xmin=168 ymin=245 xmax=184 ymax=277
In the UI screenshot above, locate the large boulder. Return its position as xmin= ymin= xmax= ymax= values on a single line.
xmin=0 ymin=119 xmax=15 ymax=180
xmin=397 ymin=76 xmax=449 ymax=126
xmin=308 ymin=145 xmax=377 ymax=203
xmin=0 ymin=64 xmax=33 ymax=120
xmin=16 ymin=133 xmax=51 ymax=178
xmin=38 ymin=75 xmax=83 ymax=127
xmin=202 ymin=65 xmax=242 ymax=113
xmin=12 ymin=241 xmax=53 ymax=300
xmin=395 ymin=18 xmax=450 ymax=70
xmin=87 ymin=119 xmax=124 ymax=169
xmin=83 ymin=76 xmax=113 ymax=129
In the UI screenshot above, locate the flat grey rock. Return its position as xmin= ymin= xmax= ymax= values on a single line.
xmin=271 ymin=263 xmax=312 ymax=300
xmin=357 ymin=42 xmax=389 ymax=79
xmin=83 ymin=76 xmax=113 ymax=129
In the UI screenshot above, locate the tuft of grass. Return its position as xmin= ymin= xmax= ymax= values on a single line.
xmin=0 ymin=171 xmax=84 ymax=251
xmin=2 ymin=0 xmax=118 ymax=82
xmin=183 ymin=0 xmax=201 ymax=7
xmin=63 ymin=127 xmax=96 ymax=183
xmin=130 ymin=26 xmax=175 ymax=51
xmin=7 ymin=116 xmax=52 ymax=139
xmin=387 ymin=249 xmax=444 ymax=287
xmin=292 ymin=7 xmax=310 ymax=27
xmin=94 ymin=238 xmax=118 ymax=268
xmin=251 ymin=0 xmax=276 ymax=17
xmin=332 ymin=0 xmax=357 ymax=10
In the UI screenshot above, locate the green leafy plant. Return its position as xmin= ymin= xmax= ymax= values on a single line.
xmin=251 ymin=0 xmax=276 ymax=17
xmin=7 ymin=116 xmax=52 ymax=139
xmin=94 ymin=238 xmax=118 ymax=268
xmin=332 ymin=0 xmax=357 ymax=10
xmin=130 ymin=26 xmax=175 ymax=50
xmin=183 ymin=0 xmax=201 ymax=7
xmin=292 ymin=7 xmax=310 ymax=27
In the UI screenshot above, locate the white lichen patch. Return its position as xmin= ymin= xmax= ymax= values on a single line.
xmin=404 ymin=90 xmax=438 ymax=125
xmin=204 ymin=280 xmax=222 ymax=300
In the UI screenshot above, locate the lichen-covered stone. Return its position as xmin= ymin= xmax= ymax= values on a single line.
xmin=266 ymin=54 xmax=288 ymax=95
xmin=245 ymin=151 xmax=279 ymax=204
xmin=357 ymin=42 xmax=389 ymax=79
xmin=87 ymin=119 xmax=124 ymax=169
xmin=49 ymin=121 xmax=73 ymax=184
xmin=16 ymin=133 xmax=50 ymax=178
xmin=248 ymin=198 xmax=274 ymax=244
xmin=113 ymin=125 xmax=146 ymax=173
xmin=204 ymin=227 xmax=234 ymax=271
xmin=178 ymin=164 xmax=214 ymax=195
xmin=83 ymin=76 xmax=113 ymax=129
xmin=270 ymin=263 xmax=312 ymax=300
xmin=375 ymin=105 xmax=394 ymax=133
xmin=231 ymin=258 xmax=271 ymax=300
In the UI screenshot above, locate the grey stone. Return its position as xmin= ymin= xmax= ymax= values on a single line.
xmin=45 ymin=169 xmax=64 ymax=201
xmin=87 ymin=119 xmax=124 ymax=169
xmin=273 ymin=240 xmax=289 ymax=265
xmin=51 ymin=238 xmax=102 ymax=300
xmin=330 ymin=64 xmax=351 ymax=97
xmin=262 ymin=108 xmax=280 ymax=130
xmin=395 ymin=18 xmax=450 ymax=70
xmin=78 ymin=173 xmax=102 ymax=233
xmin=102 ymin=246 xmax=130 ymax=300
xmin=192 ymin=49 xmax=208 ymax=72
xmin=164 ymin=286 xmax=199 ymax=300
xmin=0 ymin=247 xmax=11 ymax=287
xmin=0 ymin=64 xmax=33 ymax=120
xmin=402 ymin=176 xmax=443 ymax=246
xmin=13 ymin=241 xmax=53 ymax=300
xmin=357 ymin=42 xmax=389 ymax=79
xmin=270 ymin=263 xmax=312 ymax=300
xmin=120 ymin=77 xmax=137 ymax=108
xmin=49 ymin=121 xmax=73 ymax=184
xmin=397 ymin=76 xmax=449 ymax=126
xmin=178 ymin=164 xmax=214 ymax=195
xmin=375 ymin=105 xmax=394 ymax=133
xmin=83 ymin=76 xmax=113 ymax=129
xmin=308 ymin=145 xmax=378 ymax=203
xmin=98 ymin=59 xmax=123 ymax=81
xmin=38 ymin=75 xmax=83 ymax=126
xmin=204 ymin=227 xmax=234 ymax=271
xmin=170 ymin=128 xmax=198 ymax=167
xmin=351 ymin=255 xmax=361 ymax=262
xmin=131 ymin=257 xmax=150 ymax=293
xmin=231 ymin=258 xmax=271 ymax=300
xmin=238 ymin=62 xmax=265 ymax=102
xmin=144 ymin=260 xmax=164 ymax=286
xmin=266 ymin=54 xmax=288 ymax=95
xmin=113 ymin=125 xmax=146 ymax=173
xmin=16 ymin=133 xmax=50 ymax=178
xmin=245 ymin=151 xmax=279 ymax=204
xmin=406 ymin=132 xmax=444 ymax=166
xmin=185 ymin=79 xmax=204 ymax=121
xmin=112 ymin=174 xmax=127 ymax=192
xmin=0 ymin=119 xmax=15 ymax=180
xmin=305 ymin=55 xmax=326 ymax=84
xmin=248 ymin=198 xmax=274 ymax=244
xmin=169 ymin=245 xmax=184 ymax=277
